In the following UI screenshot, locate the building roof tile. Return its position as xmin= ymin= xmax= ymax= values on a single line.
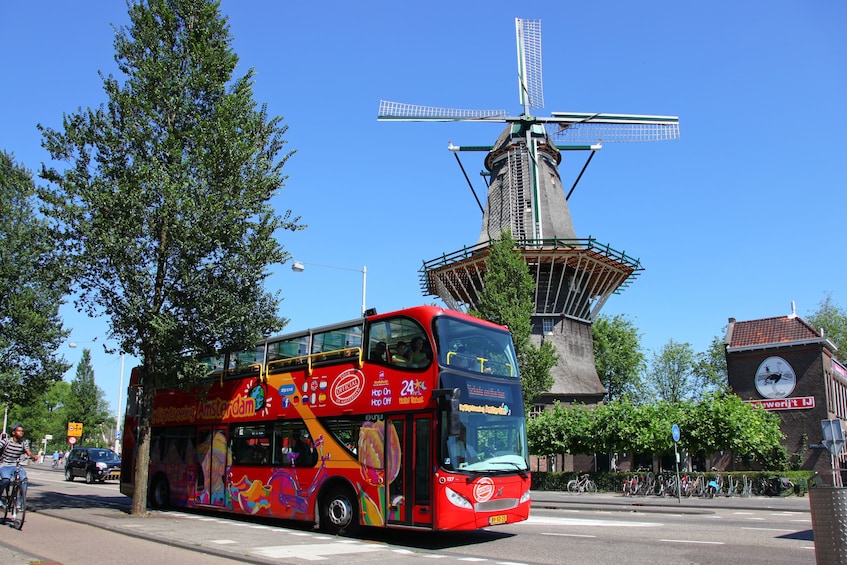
xmin=728 ymin=315 xmax=822 ymax=349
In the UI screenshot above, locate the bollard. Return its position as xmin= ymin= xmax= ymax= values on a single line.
xmin=809 ymin=487 xmax=847 ymax=565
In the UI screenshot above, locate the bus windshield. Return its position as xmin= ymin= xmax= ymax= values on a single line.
xmin=435 ymin=316 xmax=528 ymax=473
xmin=439 ymin=372 xmax=529 ymax=473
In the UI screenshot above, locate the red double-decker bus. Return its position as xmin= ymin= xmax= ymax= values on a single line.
xmin=120 ymin=305 xmax=530 ymax=533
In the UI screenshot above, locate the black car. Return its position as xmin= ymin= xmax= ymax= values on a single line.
xmin=64 ymin=447 xmax=121 ymax=483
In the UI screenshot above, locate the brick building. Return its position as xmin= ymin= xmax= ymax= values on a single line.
xmin=725 ymin=312 xmax=847 ymax=485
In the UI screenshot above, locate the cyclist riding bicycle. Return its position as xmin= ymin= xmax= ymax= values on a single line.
xmin=0 ymin=423 xmax=38 ymax=499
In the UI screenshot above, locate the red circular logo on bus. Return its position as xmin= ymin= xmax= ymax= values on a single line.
xmin=330 ymin=369 xmax=365 ymax=407
xmin=474 ymin=477 xmax=495 ymax=503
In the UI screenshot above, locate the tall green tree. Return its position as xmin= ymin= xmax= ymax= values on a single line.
xmin=469 ymin=230 xmax=557 ymax=409
xmin=592 ymin=314 xmax=646 ymax=401
xmin=693 ymin=334 xmax=729 ymax=396
xmin=64 ymin=348 xmax=111 ymax=446
xmin=42 ymin=380 xmax=72 ymax=447
xmin=0 ymin=151 xmax=71 ymax=404
xmin=38 ymin=0 xmax=303 ymax=514
xmin=645 ymin=340 xmax=699 ymax=403
xmin=806 ymin=293 xmax=846 ymax=362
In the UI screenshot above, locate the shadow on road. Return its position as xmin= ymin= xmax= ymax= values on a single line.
xmin=778 ymin=529 xmax=814 ymax=541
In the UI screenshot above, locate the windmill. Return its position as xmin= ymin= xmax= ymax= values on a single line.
xmin=379 ymin=18 xmax=679 ymax=406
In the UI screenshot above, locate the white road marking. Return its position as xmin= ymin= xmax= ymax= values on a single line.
xmin=542 ymin=533 xmax=596 ymax=538
xmin=526 ymin=516 xmax=662 ymax=528
xmin=661 ymin=539 xmax=724 ymax=545
xmin=251 ymin=542 xmax=386 ymax=561
xmin=741 ymin=527 xmax=795 ymax=532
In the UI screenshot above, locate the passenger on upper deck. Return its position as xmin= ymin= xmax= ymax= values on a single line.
xmin=371 ymin=341 xmax=388 ymax=363
xmin=407 ymin=336 xmax=428 ymax=367
xmin=391 ymin=341 xmax=408 ymax=365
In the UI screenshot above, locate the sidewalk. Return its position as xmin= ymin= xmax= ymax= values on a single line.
xmin=530 ymin=489 xmax=812 ymax=514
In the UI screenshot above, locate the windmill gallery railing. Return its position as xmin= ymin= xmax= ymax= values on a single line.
xmin=419 ymin=238 xmax=643 ymax=321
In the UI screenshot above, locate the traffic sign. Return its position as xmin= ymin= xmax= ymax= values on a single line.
xmin=68 ymin=436 xmax=77 ymax=445
xmin=672 ymin=424 xmax=681 ymax=443
xmin=822 ymin=419 xmax=845 ymax=456
xmin=67 ymin=422 xmax=83 ymax=437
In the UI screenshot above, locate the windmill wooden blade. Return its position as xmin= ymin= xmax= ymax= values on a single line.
xmin=548 ymin=112 xmax=680 ymax=143
xmin=378 ymin=100 xmax=508 ymax=122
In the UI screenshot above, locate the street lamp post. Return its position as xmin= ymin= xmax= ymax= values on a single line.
xmin=291 ymin=261 xmax=367 ymax=316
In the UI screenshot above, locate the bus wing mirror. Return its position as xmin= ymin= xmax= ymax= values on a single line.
xmin=434 ymin=388 xmax=462 ymax=436
xmin=449 ymin=395 xmax=461 ymax=436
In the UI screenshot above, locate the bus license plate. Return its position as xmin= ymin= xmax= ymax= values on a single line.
xmin=488 ymin=514 xmax=508 ymax=526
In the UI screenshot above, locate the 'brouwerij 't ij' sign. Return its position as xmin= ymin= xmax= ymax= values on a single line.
xmin=745 ymin=396 xmax=815 ymax=411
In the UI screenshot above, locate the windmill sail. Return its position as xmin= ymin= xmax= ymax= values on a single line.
xmin=516 ymin=18 xmax=544 ymax=113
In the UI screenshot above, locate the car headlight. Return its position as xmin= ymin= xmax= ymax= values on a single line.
xmin=96 ymin=462 xmax=107 ymax=470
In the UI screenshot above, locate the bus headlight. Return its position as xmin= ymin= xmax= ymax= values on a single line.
xmin=445 ymin=487 xmax=473 ymax=509
xmin=520 ymin=489 xmax=531 ymax=504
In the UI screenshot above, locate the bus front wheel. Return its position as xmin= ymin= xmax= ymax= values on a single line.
xmin=149 ymin=476 xmax=171 ymax=509
xmin=321 ymin=486 xmax=359 ymax=536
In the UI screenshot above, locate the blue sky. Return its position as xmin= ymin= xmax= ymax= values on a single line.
xmin=2 ymin=1 xmax=845 ymax=417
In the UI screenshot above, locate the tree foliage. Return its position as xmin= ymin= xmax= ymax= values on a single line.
xmin=592 ymin=314 xmax=646 ymax=401
xmin=645 ymin=339 xmax=700 ymax=403
xmin=38 ymin=0 xmax=303 ymax=513
xmin=0 ymin=151 xmax=71 ymax=403
xmin=693 ymin=334 xmax=729 ymax=397
xmin=528 ymin=394 xmax=785 ymax=470
xmin=806 ymin=293 xmax=847 ymax=363
xmin=469 ymin=230 xmax=557 ymax=408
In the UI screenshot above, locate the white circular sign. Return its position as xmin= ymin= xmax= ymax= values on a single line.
xmin=754 ymin=356 xmax=797 ymax=399
xmin=68 ymin=436 xmax=77 ymax=445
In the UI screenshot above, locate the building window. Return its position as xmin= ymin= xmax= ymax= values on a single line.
xmin=529 ymin=404 xmax=545 ymax=419
xmin=542 ymin=318 xmax=554 ymax=335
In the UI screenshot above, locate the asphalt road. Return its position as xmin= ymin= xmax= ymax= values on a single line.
xmin=0 ymin=464 xmax=821 ymax=565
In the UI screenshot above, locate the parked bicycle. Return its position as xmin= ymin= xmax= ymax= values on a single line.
xmin=683 ymin=474 xmax=706 ymax=497
xmin=622 ymin=474 xmax=644 ymax=496
xmin=1 ymin=461 xmax=28 ymax=530
xmin=567 ymin=473 xmax=598 ymax=494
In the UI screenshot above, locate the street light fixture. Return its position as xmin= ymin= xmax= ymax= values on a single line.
xmin=291 ymin=260 xmax=367 ymax=316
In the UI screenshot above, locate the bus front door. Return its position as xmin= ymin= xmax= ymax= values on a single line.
xmin=387 ymin=414 xmax=433 ymax=528
xmin=196 ymin=425 xmax=228 ymax=507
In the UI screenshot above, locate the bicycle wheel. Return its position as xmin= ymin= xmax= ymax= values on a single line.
xmin=586 ymin=480 xmax=597 ymax=493
xmin=12 ymin=484 xmax=25 ymax=530
xmin=567 ymin=480 xmax=579 ymax=493
xmin=2 ymin=489 xmax=10 ymax=525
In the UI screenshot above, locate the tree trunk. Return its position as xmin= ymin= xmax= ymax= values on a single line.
xmin=131 ymin=368 xmax=155 ymax=515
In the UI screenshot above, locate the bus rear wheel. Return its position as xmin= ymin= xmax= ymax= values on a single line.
xmin=321 ymin=486 xmax=359 ymax=536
